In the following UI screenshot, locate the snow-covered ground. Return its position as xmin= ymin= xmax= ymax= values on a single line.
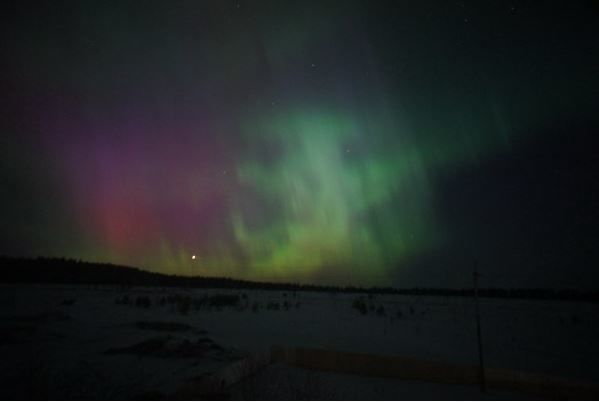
xmin=228 ymin=363 xmax=526 ymax=400
xmin=0 ymin=284 xmax=597 ymax=399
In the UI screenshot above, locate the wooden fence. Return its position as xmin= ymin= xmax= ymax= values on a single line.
xmin=175 ymin=346 xmax=599 ymax=399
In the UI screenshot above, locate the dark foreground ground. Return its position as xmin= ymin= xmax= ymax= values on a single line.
xmin=1 ymin=284 xmax=597 ymax=399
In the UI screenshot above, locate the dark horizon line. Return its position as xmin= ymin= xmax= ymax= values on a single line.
xmin=1 ymin=255 xmax=598 ymax=302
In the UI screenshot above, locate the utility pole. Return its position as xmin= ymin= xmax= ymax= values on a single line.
xmin=473 ymin=262 xmax=486 ymax=393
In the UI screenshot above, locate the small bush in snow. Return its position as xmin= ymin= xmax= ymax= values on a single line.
xmin=135 ymin=296 xmax=152 ymax=309
xmin=192 ymin=298 xmax=205 ymax=311
xmin=207 ymin=294 xmax=240 ymax=309
xmin=177 ymin=298 xmax=191 ymax=315
xmin=352 ymin=298 xmax=368 ymax=315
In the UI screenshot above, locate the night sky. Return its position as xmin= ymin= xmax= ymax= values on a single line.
xmin=1 ymin=1 xmax=598 ymax=288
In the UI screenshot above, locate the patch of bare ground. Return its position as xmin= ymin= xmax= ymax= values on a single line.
xmin=104 ymin=336 xmax=241 ymax=360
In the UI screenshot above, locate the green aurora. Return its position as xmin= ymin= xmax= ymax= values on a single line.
xmin=1 ymin=1 xmax=598 ymax=287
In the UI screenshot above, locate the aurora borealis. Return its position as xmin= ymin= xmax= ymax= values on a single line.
xmin=2 ymin=1 xmax=598 ymax=287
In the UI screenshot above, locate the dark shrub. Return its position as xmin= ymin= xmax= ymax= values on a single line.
xmin=136 ymin=296 xmax=152 ymax=308
xmin=192 ymin=297 xmax=206 ymax=311
xmin=208 ymin=294 xmax=240 ymax=309
xmin=352 ymin=298 xmax=368 ymax=315
xmin=177 ymin=297 xmax=191 ymax=315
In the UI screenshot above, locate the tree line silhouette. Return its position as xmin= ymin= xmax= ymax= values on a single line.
xmin=1 ymin=256 xmax=597 ymax=302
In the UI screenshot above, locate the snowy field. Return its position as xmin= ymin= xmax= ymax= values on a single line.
xmin=0 ymin=284 xmax=597 ymax=399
